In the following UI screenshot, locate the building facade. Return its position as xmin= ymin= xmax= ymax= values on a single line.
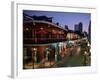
xmin=23 ymin=15 xmax=83 ymax=69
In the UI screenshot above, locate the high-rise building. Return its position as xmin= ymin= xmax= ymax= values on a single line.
xmin=88 ymin=21 xmax=91 ymax=44
xmin=74 ymin=22 xmax=83 ymax=33
xmin=65 ymin=25 xmax=69 ymax=30
xmin=74 ymin=24 xmax=79 ymax=31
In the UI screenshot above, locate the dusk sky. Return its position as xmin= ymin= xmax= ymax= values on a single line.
xmin=23 ymin=10 xmax=91 ymax=33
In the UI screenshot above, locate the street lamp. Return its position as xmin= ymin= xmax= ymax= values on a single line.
xmin=83 ymin=51 xmax=89 ymax=66
xmin=55 ymin=51 xmax=58 ymax=62
xmin=45 ymin=48 xmax=52 ymax=67
xmin=31 ymin=48 xmax=37 ymax=69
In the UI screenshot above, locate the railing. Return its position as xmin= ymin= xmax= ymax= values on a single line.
xmin=23 ymin=37 xmax=80 ymax=44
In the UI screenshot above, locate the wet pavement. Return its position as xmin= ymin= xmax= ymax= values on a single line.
xmin=23 ymin=38 xmax=91 ymax=69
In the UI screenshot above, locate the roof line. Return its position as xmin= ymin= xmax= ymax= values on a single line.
xmin=24 ymin=20 xmax=68 ymax=31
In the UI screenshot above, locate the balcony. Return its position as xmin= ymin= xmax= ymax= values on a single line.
xmin=23 ymin=37 xmax=67 ymax=44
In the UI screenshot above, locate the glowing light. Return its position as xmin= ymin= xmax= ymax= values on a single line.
xmin=25 ymin=27 xmax=29 ymax=31
xmin=40 ymin=27 xmax=43 ymax=30
xmin=32 ymin=48 xmax=37 ymax=51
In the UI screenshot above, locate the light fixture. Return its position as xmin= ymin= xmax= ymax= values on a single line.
xmin=25 ymin=27 xmax=29 ymax=31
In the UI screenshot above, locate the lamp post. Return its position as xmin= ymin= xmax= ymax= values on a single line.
xmin=45 ymin=48 xmax=52 ymax=67
xmin=55 ymin=51 xmax=58 ymax=62
xmin=32 ymin=48 xmax=37 ymax=69
xmin=83 ymin=51 xmax=89 ymax=66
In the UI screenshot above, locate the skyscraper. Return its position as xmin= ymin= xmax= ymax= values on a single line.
xmin=74 ymin=22 xmax=83 ymax=33
xmin=88 ymin=21 xmax=91 ymax=44
xmin=65 ymin=25 xmax=69 ymax=30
